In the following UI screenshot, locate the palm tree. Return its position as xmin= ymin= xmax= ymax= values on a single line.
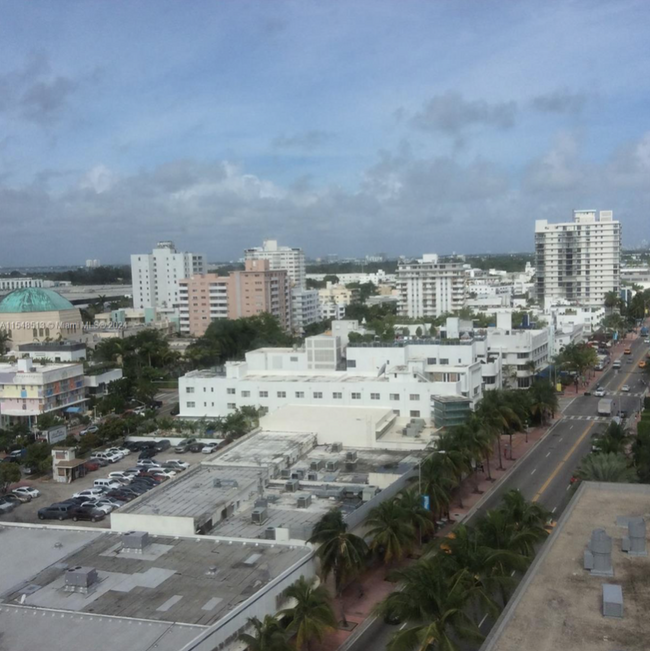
xmin=239 ymin=615 xmax=293 ymax=651
xmin=435 ymin=430 xmax=473 ymax=508
xmin=419 ymin=455 xmax=455 ymax=523
xmin=365 ymin=499 xmax=415 ymax=564
xmin=528 ymin=381 xmax=558 ymax=424
xmin=477 ymin=390 xmax=522 ymax=471
xmin=308 ymin=509 xmax=369 ymax=598
xmin=377 ymin=561 xmax=484 ymax=651
xmin=396 ymin=489 xmax=435 ymax=546
xmin=477 ymin=508 xmax=546 ymax=558
xmin=280 ymin=576 xmax=337 ymax=651
xmin=453 ymin=416 xmax=485 ymax=492
xmin=577 ymin=453 xmax=638 ymax=483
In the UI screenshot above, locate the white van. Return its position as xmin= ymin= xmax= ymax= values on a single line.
xmin=93 ymin=479 xmax=122 ymax=490
xmin=91 ymin=451 xmax=122 ymax=464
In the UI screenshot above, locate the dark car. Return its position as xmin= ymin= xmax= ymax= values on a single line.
xmin=138 ymin=448 xmax=157 ymax=460
xmin=153 ymin=439 xmax=171 ymax=452
xmin=106 ymin=490 xmax=135 ymax=502
xmin=69 ymin=505 xmax=105 ymax=523
xmin=149 ymin=400 xmax=163 ymax=409
xmin=134 ymin=474 xmax=158 ymax=485
xmin=93 ymin=457 xmax=110 ymax=467
xmin=175 ymin=437 xmax=197 ymax=453
xmin=84 ymin=461 xmax=100 ymax=472
xmin=188 ymin=442 xmax=205 ymax=453
xmin=3 ymin=494 xmax=22 ymax=506
xmin=38 ymin=504 xmax=74 ymax=521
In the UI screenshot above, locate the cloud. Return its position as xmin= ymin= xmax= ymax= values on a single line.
xmin=409 ymin=91 xmax=517 ymax=137
xmin=0 ymin=52 xmax=84 ymax=124
xmin=531 ymin=88 xmax=588 ymax=115
xmin=606 ymin=132 xmax=650 ymax=189
xmin=271 ymin=130 xmax=334 ymax=151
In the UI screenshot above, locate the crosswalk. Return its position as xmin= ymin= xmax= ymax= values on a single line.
xmin=592 ymin=391 xmax=645 ymax=398
xmin=564 ymin=415 xmax=612 ymax=422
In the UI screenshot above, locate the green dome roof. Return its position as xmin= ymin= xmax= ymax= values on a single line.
xmin=0 ymin=287 xmax=75 ymax=313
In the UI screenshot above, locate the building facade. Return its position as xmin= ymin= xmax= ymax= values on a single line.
xmin=0 ymin=277 xmax=43 ymax=291
xmin=131 ymin=241 xmax=206 ymax=310
xmin=244 ymin=239 xmax=306 ymax=288
xmin=397 ymin=254 xmax=466 ymax=318
xmin=291 ymin=289 xmax=320 ymax=334
xmin=535 ymin=210 xmax=621 ymax=308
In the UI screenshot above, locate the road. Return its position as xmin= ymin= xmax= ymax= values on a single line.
xmin=347 ymin=331 xmax=648 ymax=651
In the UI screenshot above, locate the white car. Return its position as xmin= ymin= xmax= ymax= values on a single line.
xmin=80 ymin=425 xmax=99 ymax=436
xmin=162 ymin=459 xmax=189 ymax=470
xmin=94 ymin=497 xmax=123 ymax=510
xmin=80 ymin=500 xmax=113 ymax=514
xmin=12 ymin=486 xmax=40 ymax=499
xmin=91 ymin=451 xmax=122 ymax=464
xmin=106 ymin=448 xmax=125 ymax=460
xmin=73 ymin=488 xmax=105 ymax=500
xmin=115 ymin=446 xmax=131 ymax=456
xmin=621 ymin=384 xmax=630 ymax=392
xmin=150 ymin=469 xmax=177 ymax=479
xmin=108 ymin=471 xmax=133 ymax=483
xmin=201 ymin=442 xmax=220 ymax=454
xmin=594 ymin=388 xmax=606 ymax=397
xmin=136 ymin=459 xmax=162 ymax=469
xmin=644 ymin=338 xmax=649 ymax=344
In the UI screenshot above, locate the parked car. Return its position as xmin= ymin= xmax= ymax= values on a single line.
xmin=95 ymin=497 xmax=123 ymax=509
xmin=123 ymin=440 xmax=145 ymax=451
xmin=0 ymin=497 xmax=17 ymax=514
xmin=150 ymin=469 xmax=177 ymax=479
xmin=115 ymin=446 xmax=131 ymax=456
xmin=69 ymin=505 xmax=105 ymax=523
xmin=136 ymin=459 xmax=161 ymax=469
xmin=622 ymin=384 xmax=630 ymax=392
xmin=161 ymin=459 xmax=190 ymax=471
xmin=188 ymin=442 xmax=205 ymax=453
xmin=84 ymin=461 xmax=101 ymax=472
xmin=175 ymin=437 xmax=197 ymax=453
xmin=2 ymin=495 xmax=23 ymax=507
xmin=91 ymin=451 xmax=122 ymax=464
xmin=153 ymin=439 xmax=171 ymax=452
xmin=93 ymin=457 xmax=110 ymax=467
xmin=38 ymin=504 xmax=73 ymax=521
xmin=80 ymin=425 xmax=99 ymax=436
xmin=137 ymin=472 xmax=165 ymax=483
xmin=150 ymin=400 xmax=163 ymax=409
xmin=108 ymin=471 xmax=134 ymax=482
xmin=201 ymin=442 xmax=220 ymax=455
xmin=73 ymin=488 xmax=105 ymax=500
xmin=106 ymin=490 xmax=134 ymax=503
xmin=138 ymin=448 xmax=157 ymax=460
xmin=123 ymin=467 xmax=142 ymax=476
xmin=13 ymin=486 xmax=40 ymax=499
xmin=106 ymin=448 xmax=126 ymax=459
xmin=80 ymin=500 xmax=113 ymax=514
xmin=94 ymin=478 xmax=122 ymax=490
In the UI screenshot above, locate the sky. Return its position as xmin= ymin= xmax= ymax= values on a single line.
xmin=1 ymin=0 xmax=649 ymax=265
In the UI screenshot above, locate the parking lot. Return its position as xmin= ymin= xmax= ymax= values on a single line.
xmin=1 ymin=446 xmax=208 ymax=528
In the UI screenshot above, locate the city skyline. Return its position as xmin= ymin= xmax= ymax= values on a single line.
xmin=1 ymin=1 xmax=649 ymax=265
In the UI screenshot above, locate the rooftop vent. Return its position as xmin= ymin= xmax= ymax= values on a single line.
xmin=584 ymin=529 xmax=614 ymax=576
xmin=213 ymin=478 xmax=238 ymax=488
xmin=251 ymin=507 xmax=268 ymax=525
xmin=621 ymin=517 xmax=647 ymax=556
xmin=331 ymin=442 xmax=343 ymax=453
xmin=297 ymin=494 xmax=312 ymax=508
xmin=602 ymin=584 xmax=623 ymax=618
xmin=285 ymin=479 xmax=300 ymax=492
xmin=64 ymin=566 xmax=98 ymax=593
xmin=121 ymin=530 xmax=150 ymax=554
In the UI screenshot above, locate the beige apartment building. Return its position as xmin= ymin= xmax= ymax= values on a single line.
xmin=179 ymin=260 xmax=291 ymax=336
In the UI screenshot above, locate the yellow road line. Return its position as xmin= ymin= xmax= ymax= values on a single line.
xmin=532 ymin=420 xmax=597 ymax=502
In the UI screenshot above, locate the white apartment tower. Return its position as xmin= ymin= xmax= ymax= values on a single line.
xmin=535 ymin=210 xmax=621 ymax=308
xmin=131 ymin=241 xmax=207 ymax=310
xmin=244 ymin=239 xmax=306 ymax=289
xmin=397 ymin=254 xmax=466 ymax=318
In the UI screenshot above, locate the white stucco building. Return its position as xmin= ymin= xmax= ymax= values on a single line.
xmin=291 ymin=288 xmax=320 ymax=334
xmin=131 ymin=241 xmax=206 ymax=310
xmin=244 ymin=239 xmax=306 ymax=289
xmin=535 ymin=210 xmax=621 ymax=308
xmin=397 ymin=254 xmax=466 ymax=318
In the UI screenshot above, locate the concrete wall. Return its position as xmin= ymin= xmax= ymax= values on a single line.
xmin=110 ymin=512 xmax=196 ymax=536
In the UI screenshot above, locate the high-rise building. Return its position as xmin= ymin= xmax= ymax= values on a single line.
xmin=244 ymin=239 xmax=306 ymax=289
xmin=178 ymin=260 xmax=291 ymax=336
xmin=397 ymin=254 xmax=466 ymax=318
xmin=535 ymin=210 xmax=621 ymax=308
xmin=131 ymin=241 xmax=206 ymax=310
xmin=85 ymin=259 xmax=100 ymax=268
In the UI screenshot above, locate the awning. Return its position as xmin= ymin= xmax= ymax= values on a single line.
xmin=65 ymin=407 xmax=83 ymax=413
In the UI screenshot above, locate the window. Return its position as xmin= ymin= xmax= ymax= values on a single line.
xmin=333 ymin=392 xmax=342 ymax=399
xmin=241 ymin=390 xmax=250 ymax=398
xmin=370 ymin=393 xmax=380 ymax=400
xmin=277 ymin=391 xmax=287 ymax=398
xmin=439 ymin=358 xmax=449 ymax=365
xmin=390 ymin=393 xmax=400 ymax=401
xmin=295 ymin=391 xmax=304 ymax=398
xmin=204 ymin=402 xmax=207 ymax=407
xmin=427 ymin=358 xmax=437 ymax=365
xmin=290 ymin=356 xmax=298 ymax=362
xmin=347 ymin=359 xmax=357 ymax=368
xmin=186 ymin=401 xmax=196 ymax=408
xmin=313 ymin=392 xmax=323 ymax=399
xmin=409 ymin=410 xmax=421 ymax=417
xmin=227 ymin=403 xmax=236 ymax=409
xmin=351 ymin=392 xmax=361 ymax=400
xmin=409 ymin=394 xmax=420 ymax=401
xmin=186 ymin=387 xmax=195 ymax=394
xmin=259 ymin=391 xmax=268 ymax=398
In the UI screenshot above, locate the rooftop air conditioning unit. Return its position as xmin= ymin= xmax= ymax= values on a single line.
xmin=251 ymin=507 xmax=268 ymax=525
xmin=280 ymin=469 xmax=291 ymax=480
xmin=254 ymin=498 xmax=268 ymax=509
xmin=297 ymin=495 xmax=312 ymax=508
xmin=291 ymin=469 xmax=305 ymax=480
xmin=310 ymin=459 xmax=324 ymax=471
xmin=345 ymin=461 xmax=357 ymax=472
xmin=325 ymin=460 xmax=339 ymax=472
xmin=64 ymin=566 xmax=98 ymax=593
xmin=121 ymin=531 xmax=150 ymax=553
xmin=346 ymin=451 xmax=358 ymax=462
xmin=331 ymin=442 xmax=343 ymax=453
xmin=307 ymin=471 xmax=319 ymax=481
xmin=285 ymin=479 xmax=299 ymax=492
xmin=264 ymin=527 xmax=276 ymax=540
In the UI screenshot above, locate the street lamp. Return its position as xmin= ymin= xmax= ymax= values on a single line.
xmin=524 ymin=420 xmax=529 ymax=444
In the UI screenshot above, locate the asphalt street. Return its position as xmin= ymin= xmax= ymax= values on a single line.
xmin=347 ymin=331 xmax=649 ymax=651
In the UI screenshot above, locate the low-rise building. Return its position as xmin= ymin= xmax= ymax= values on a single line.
xmin=17 ymin=341 xmax=87 ymax=362
xmin=291 ymin=288 xmax=320 ymax=334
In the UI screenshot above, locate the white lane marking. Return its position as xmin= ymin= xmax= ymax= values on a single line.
xmin=569 ymin=425 xmax=574 ymax=430
xmin=399 ymin=623 xmax=407 ymax=630
xmin=566 ymin=484 xmax=572 ymax=491
xmin=559 ymin=438 xmax=563 ymax=442
xmin=479 ymin=614 xmax=488 ymax=627
xmin=546 ymin=452 xmax=551 ymax=458
xmin=552 ymin=506 xmax=557 ymax=514
xmin=531 ymin=469 xmax=537 ymax=476
xmin=510 ymin=570 xmax=516 ymax=576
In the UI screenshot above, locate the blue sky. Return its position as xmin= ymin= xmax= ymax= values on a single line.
xmin=1 ymin=0 xmax=649 ymax=265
